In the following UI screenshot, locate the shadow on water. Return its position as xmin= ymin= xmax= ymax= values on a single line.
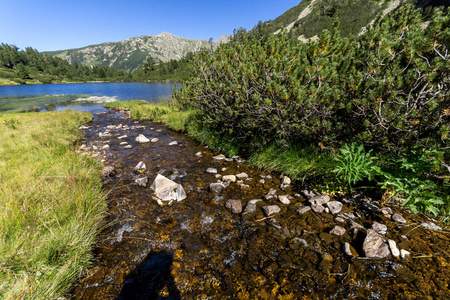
xmin=117 ymin=251 xmax=181 ymax=300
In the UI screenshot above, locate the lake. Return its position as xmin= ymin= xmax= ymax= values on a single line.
xmin=0 ymin=82 xmax=176 ymax=114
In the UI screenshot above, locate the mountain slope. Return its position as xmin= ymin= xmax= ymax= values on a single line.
xmin=44 ymin=32 xmax=229 ymax=72
xmin=260 ymin=0 xmax=449 ymax=41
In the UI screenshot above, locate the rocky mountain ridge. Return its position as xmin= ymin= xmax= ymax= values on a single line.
xmin=44 ymin=32 xmax=230 ymax=72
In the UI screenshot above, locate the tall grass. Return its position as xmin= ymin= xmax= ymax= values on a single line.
xmin=0 ymin=111 xmax=107 ymax=299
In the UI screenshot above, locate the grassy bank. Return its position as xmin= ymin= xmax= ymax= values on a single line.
xmin=0 ymin=111 xmax=107 ymax=299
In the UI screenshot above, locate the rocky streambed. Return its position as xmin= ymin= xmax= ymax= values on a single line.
xmin=72 ymin=110 xmax=450 ymax=299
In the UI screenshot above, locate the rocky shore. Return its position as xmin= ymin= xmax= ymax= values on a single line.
xmin=73 ymin=110 xmax=450 ymax=299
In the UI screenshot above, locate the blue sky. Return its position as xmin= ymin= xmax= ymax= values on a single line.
xmin=0 ymin=0 xmax=300 ymax=52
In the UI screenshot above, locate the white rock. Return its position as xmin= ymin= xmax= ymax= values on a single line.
xmin=325 ymin=201 xmax=343 ymax=214
xmin=388 ymin=240 xmax=400 ymax=258
xmin=151 ymin=138 xmax=159 ymax=143
xmin=392 ymin=213 xmax=407 ymax=224
xmin=363 ymin=229 xmax=390 ymax=258
xmin=124 ymin=145 xmax=132 ymax=149
xmin=298 ymin=206 xmax=311 ymax=215
xmin=372 ymin=222 xmax=388 ymax=235
xmin=222 ymin=175 xmax=237 ymax=182
xmin=150 ymin=174 xmax=186 ymax=202
xmin=134 ymin=161 xmax=146 ymax=173
xmin=206 ymin=168 xmax=218 ymax=174
xmin=169 ymin=141 xmax=178 ymax=146
xmin=400 ymin=249 xmax=411 ymax=259
xmin=236 ymin=172 xmax=249 ymax=179
xmin=135 ymin=134 xmax=150 ymax=143
xmin=195 ymin=151 xmax=202 ymax=157
xmin=421 ymin=222 xmax=442 ymax=231
xmin=262 ymin=205 xmax=281 ymax=217
xmin=118 ymin=135 xmax=128 ymax=139
xmin=102 ymin=145 xmax=110 ymax=149
xmin=330 ymin=226 xmax=346 ymax=236
xmin=212 ymin=154 xmax=226 ymax=160
xmin=135 ymin=177 xmax=148 ymax=187
xmin=278 ymin=195 xmax=290 ymax=205
xmin=119 ymin=142 xmax=128 ymax=145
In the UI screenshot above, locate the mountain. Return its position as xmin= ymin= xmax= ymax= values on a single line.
xmin=44 ymin=32 xmax=230 ymax=72
xmin=256 ymin=0 xmax=449 ymax=41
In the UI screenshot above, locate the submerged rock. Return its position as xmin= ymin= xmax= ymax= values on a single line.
xmin=372 ymin=222 xmax=388 ymax=235
xmin=225 ymin=200 xmax=242 ymax=214
xmin=262 ymin=205 xmax=281 ymax=217
xmin=133 ymin=161 xmax=146 ymax=174
xmin=421 ymin=221 xmax=442 ymax=231
xmin=264 ymin=188 xmax=277 ymax=200
xmin=150 ymin=174 xmax=186 ymax=202
xmin=135 ymin=134 xmax=150 ymax=143
xmin=325 ymin=201 xmax=343 ymax=214
xmin=392 ymin=213 xmax=407 ymax=224
xmin=278 ymin=195 xmax=290 ymax=205
xmin=330 ymin=226 xmax=346 ymax=236
xmin=212 ymin=154 xmax=226 ymax=160
xmin=135 ymin=176 xmax=148 ymax=187
xmin=210 ymin=182 xmax=225 ymax=193
xmin=297 ymin=206 xmax=311 ymax=215
xmin=363 ymin=229 xmax=390 ymax=258
xmin=388 ymin=239 xmax=400 ymax=258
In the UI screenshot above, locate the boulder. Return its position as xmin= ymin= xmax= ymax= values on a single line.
xmin=150 ymin=174 xmax=186 ymax=202
xmin=225 ymin=200 xmax=242 ymax=214
xmin=363 ymin=229 xmax=390 ymax=258
xmin=135 ymin=134 xmax=150 ymax=143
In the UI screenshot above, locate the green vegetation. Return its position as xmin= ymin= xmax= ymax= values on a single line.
xmin=173 ymin=5 xmax=449 ymax=216
xmin=0 ymin=111 xmax=107 ymax=299
xmin=130 ymin=53 xmax=193 ymax=82
xmin=0 ymin=95 xmax=90 ymax=113
xmin=0 ymin=44 xmax=129 ymax=85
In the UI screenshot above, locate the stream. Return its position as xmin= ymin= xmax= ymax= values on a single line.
xmin=71 ymin=110 xmax=450 ymax=299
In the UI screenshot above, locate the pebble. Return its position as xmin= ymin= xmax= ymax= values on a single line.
xmin=222 ymin=175 xmax=237 ymax=182
xmin=212 ymin=154 xmax=226 ymax=160
xmin=243 ymin=202 xmax=257 ymax=214
xmin=421 ymin=221 xmax=442 ymax=231
xmin=210 ymin=183 xmax=225 ymax=193
xmin=330 ymin=226 xmax=346 ymax=236
xmin=225 ymin=200 xmax=242 ymax=214
xmin=344 ymin=242 xmax=356 ymax=257
xmin=151 ymin=138 xmax=159 ymax=143
xmin=206 ymin=168 xmax=218 ymax=174
xmin=309 ymin=195 xmax=330 ymax=206
xmin=135 ymin=134 xmax=150 ymax=143
xmin=388 ymin=240 xmax=400 ymax=258
xmin=292 ymin=238 xmax=309 ymax=247
xmin=392 ymin=213 xmax=407 ymax=224
xmin=262 ymin=205 xmax=281 ymax=217
xmin=215 ymin=174 xmax=222 ymax=179
xmin=240 ymin=184 xmax=250 ymax=190
xmin=124 ymin=145 xmax=132 ymax=149
xmin=297 ymin=206 xmax=311 ymax=215
xmin=350 ymin=220 xmax=364 ymax=230
xmin=372 ymin=222 xmax=388 ymax=235
xmin=278 ymin=195 xmax=290 ymax=205
xmin=169 ymin=141 xmax=178 ymax=146
xmin=102 ymin=145 xmax=110 ymax=149
xmin=135 ymin=177 xmax=148 ymax=187
xmin=118 ymin=135 xmax=128 ymax=139
xmin=335 ymin=217 xmax=346 ymax=223
xmin=400 ymin=249 xmax=411 ymax=259
xmin=380 ymin=207 xmax=393 ymax=216
xmin=236 ymin=172 xmax=249 ymax=179
xmin=325 ymin=201 xmax=343 ymax=214
xmin=195 ymin=151 xmax=202 ymax=157
xmin=264 ymin=188 xmax=277 ymax=200
xmin=133 ymin=161 xmax=146 ymax=173
xmin=119 ymin=142 xmax=128 ymax=145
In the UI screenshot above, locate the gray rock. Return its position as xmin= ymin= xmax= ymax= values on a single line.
xmin=388 ymin=239 xmax=400 ymax=258
xmin=372 ymin=222 xmax=388 ymax=235
xmin=301 ymin=189 xmax=319 ymax=199
xmin=362 ymin=202 xmax=379 ymax=212
xmin=222 ymin=175 xmax=236 ymax=182
xmin=344 ymin=242 xmax=357 ymax=257
xmin=339 ymin=212 xmax=357 ymax=219
xmin=262 ymin=205 xmax=281 ymax=217
xmin=363 ymin=229 xmax=390 ymax=258
xmin=206 ymin=168 xmax=218 ymax=174
xmin=102 ymin=166 xmax=116 ymax=178
xmin=264 ymin=188 xmax=277 ymax=200
xmin=135 ymin=134 xmax=150 ymax=143
xmin=212 ymin=154 xmax=226 ymax=160
xmin=380 ymin=207 xmax=393 ymax=216
xmin=292 ymin=238 xmax=309 ymax=247
xmin=392 ymin=213 xmax=407 ymax=224
xmin=421 ymin=221 xmax=442 ymax=231
xmin=335 ymin=217 xmax=346 ymax=223
xmin=278 ymin=195 xmax=290 ymax=205
xmin=236 ymin=172 xmax=249 ymax=180
xmin=243 ymin=202 xmax=257 ymax=214
xmin=325 ymin=201 xmax=343 ymax=214
xmin=135 ymin=176 xmax=148 ymax=187
xmin=330 ymin=226 xmax=346 ymax=236
xmin=350 ymin=220 xmax=364 ymax=230
xmin=297 ymin=206 xmax=311 ymax=215
xmin=150 ymin=174 xmax=186 ymax=202
xmin=225 ymin=200 xmax=242 ymax=214
xmin=311 ymin=203 xmax=325 ymax=213
xmin=309 ymin=195 xmax=330 ymax=206
xmin=210 ymin=182 xmax=225 ymax=193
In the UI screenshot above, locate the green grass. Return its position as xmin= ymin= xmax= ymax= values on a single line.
xmin=0 ymin=111 xmax=107 ymax=299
